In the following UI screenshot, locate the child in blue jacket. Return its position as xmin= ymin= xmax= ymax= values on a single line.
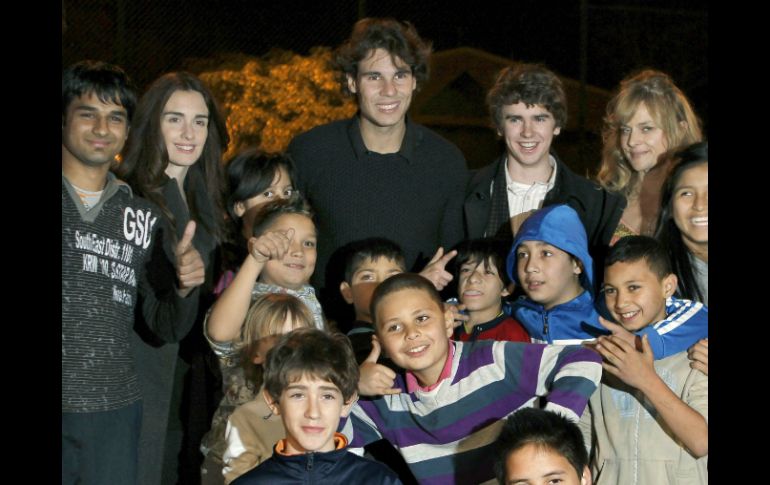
xmin=507 ymin=204 xmax=706 ymax=358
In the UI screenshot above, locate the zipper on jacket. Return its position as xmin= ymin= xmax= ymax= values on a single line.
xmin=306 ymin=452 xmax=314 ymax=471
xmin=543 ymin=312 xmax=549 ymax=337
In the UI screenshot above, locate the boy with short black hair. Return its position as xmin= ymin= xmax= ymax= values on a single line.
xmin=62 ymin=60 xmax=203 ymax=485
xmin=451 ymin=238 xmax=529 ymax=342
xmin=582 ymin=235 xmax=707 ymax=484
xmin=340 ymin=273 xmax=602 ymax=484
xmin=232 ymin=328 xmax=401 ymax=484
xmin=494 ymin=408 xmax=592 ymax=485
xmin=507 ymin=204 xmax=707 ymax=359
xmin=339 ymin=237 xmax=406 ymax=364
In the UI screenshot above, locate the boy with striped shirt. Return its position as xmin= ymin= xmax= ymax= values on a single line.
xmin=340 ymin=273 xmax=602 ymax=484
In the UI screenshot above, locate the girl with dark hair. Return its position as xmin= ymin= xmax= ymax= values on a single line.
xmin=116 ymin=71 xmax=230 ymax=485
xmin=656 ymin=141 xmax=708 ymax=305
xmin=214 ymin=149 xmax=298 ymax=294
xmin=656 ymin=141 xmax=708 ymax=377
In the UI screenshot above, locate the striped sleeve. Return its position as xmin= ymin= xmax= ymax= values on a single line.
xmin=535 ymin=343 xmax=603 ymax=422
xmin=639 ymin=298 xmax=708 ymax=360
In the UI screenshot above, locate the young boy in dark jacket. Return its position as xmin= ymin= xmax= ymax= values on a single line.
xmin=232 ymin=328 xmax=401 ymax=485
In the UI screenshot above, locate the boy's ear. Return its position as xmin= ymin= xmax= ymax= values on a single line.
xmin=662 ymin=273 xmax=678 ymax=298
xmin=581 ymin=465 xmax=593 ymax=485
xmin=252 ymin=352 xmax=265 ymax=365
xmin=572 ymin=259 xmax=583 ymax=275
xmin=233 ymin=201 xmax=246 ymax=218
xmin=339 ymin=281 xmax=354 ymax=304
xmin=262 ymin=388 xmax=281 ymax=416
xmin=444 ymin=307 xmax=455 ymax=338
xmin=340 ymin=392 xmax=358 ymax=418
xmin=553 ymin=125 xmax=561 ymax=136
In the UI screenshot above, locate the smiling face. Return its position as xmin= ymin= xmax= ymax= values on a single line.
xmin=620 ymin=102 xmax=668 ymax=173
xmin=347 ymin=48 xmax=416 ymax=134
xmin=374 ymin=287 xmax=454 ymax=387
xmin=672 ymin=163 xmax=708 ymax=257
xmin=258 ymin=213 xmax=317 ymax=290
xmin=265 ymin=374 xmax=353 ymax=455
xmin=457 ymin=258 xmax=509 ymax=324
xmin=62 ymin=92 xmax=129 ymax=168
xmin=515 ymin=241 xmax=583 ymax=310
xmin=161 ymin=89 xmax=209 ymax=178
xmin=505 ymin=443 xmax=591 ymax=485
xmin=602 ymin=259 xmax=676 ymax=332
xmin=500 ymin=102 xmax=560 ymax=172
xmin=340 ymin=256 xmax=405 ymax=323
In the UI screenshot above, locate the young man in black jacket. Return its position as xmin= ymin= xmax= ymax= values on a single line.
xmin=464 ymin=63 xmax=624 ymax=289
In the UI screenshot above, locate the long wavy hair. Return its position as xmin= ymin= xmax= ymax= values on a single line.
xmin=597 ymin=69 xmax=702 ymax=197
xmin=655 ymin=141 xmax=708 ymax=303
xmin=117 ymin=71 xmax=229 ymax=243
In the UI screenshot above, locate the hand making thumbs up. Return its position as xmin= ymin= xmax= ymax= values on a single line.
xmin=175 ymin=220 xmax=205 ymax=297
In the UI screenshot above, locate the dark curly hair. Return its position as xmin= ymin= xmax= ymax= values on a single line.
xmin=334 ymin=17 xmax=432 ymax=96
xmin=486 ymin=63 xmax=567 ymax=132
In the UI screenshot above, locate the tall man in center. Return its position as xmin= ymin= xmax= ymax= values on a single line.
xmin=288 ymin=18 xmax=469 ymax=312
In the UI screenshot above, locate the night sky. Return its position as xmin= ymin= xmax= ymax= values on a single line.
xmin=62 ymin=0 xmax=708 ymax=129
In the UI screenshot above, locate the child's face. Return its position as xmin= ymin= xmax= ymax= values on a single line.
xmin=457 ymin=258 xmax=509 ymax=319
xmin=602 ymin=260 xmax=676 ymax=332
xmin=259 ymin=213 xmax=317 ymax=290
xmin=374 ymin=288 xmax=454 ymax=387
xmin=515 ymin=241 xmax=583 ymax=310
xmin=235 ymin=166 xmax=294 ymax=240
xmin=672 ymin=163 xmax=708 ymax=253
xmin=340 ymin=256 xmax=404 ymax=322
xmin=504 ymin=443 xmax=591 ymax=485
xmin=265 ymin=374 xmax=353 ymax=455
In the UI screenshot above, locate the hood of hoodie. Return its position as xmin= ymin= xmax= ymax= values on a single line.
xmin=506 ymin=204 xmax=594 ymax=293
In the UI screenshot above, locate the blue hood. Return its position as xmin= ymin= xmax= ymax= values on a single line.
xmin=506 ymin=204 xmax=594 ymax=293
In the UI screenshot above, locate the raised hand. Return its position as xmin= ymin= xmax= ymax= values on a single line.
xmin=419 ymin=247 xmax=457 ymax=291
xmin=248 ymin=228 xmax=295 ymax=263
xmin=175 ymin=220 xmax=205 ymax=297
xmin=358 ymin=337 xmax=401 ymax=396
xmin=598 ymin=316 xmax=638 ymax=349
xmin=595 ymin=334 xmax=656 ymax=390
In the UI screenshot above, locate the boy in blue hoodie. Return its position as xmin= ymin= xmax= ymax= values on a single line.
xmin=506 ymin=204 xmax=707 ymax=358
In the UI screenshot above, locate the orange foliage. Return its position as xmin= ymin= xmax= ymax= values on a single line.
xmin=199 ymin=47 xmax=357 ymax=158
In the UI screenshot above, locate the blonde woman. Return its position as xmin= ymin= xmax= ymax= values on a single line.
xmin=597 ymin=70 xmax=702 ymax=242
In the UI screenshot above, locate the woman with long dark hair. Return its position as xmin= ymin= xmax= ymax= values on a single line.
xmin=116 ymin=71 xmax=229 ymax=485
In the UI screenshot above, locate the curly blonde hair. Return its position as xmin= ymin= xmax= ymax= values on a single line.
xmin=597 ymin=70 xmax=702 ymax=196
